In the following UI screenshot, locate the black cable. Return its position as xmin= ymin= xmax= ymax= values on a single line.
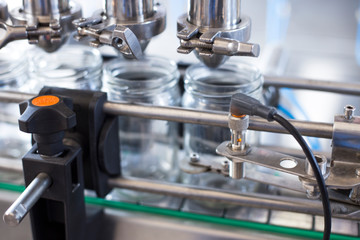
xmin=272 ymin=113 xmax=331 ymax=240
xmin=230 ymin=93 xmax=331 ymax=240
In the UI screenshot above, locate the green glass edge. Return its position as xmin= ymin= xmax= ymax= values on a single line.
xmin=1 ymin=182 xmax=359 ymax=240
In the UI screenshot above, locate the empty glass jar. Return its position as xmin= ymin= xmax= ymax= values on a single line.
xmin=27 ymin=45 xmax=103 ymax=92
xmin=103 ymin=56 xmax=181 ymax=185
xmin=182 ymin=61 xmax=263 ymax=201
xmin=0 ymin=43 xmax=31 ymax=163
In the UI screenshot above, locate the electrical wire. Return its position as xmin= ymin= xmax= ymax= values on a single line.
xmin=272 ymin=113 xmax=331 ymax=240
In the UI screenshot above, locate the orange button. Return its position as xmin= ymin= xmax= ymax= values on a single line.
xmin=32 ymin=95 xmax=60 ymax=107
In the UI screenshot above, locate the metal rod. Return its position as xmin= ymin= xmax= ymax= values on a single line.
xmin=3 ymin=172 xmax=51 ymax=226
xmin=188 ymin=0 xmax=241 ymax=28
xmin=0 ymin=91 xmax=334 ymax=139
xmin=108 ymin=177 xmax=324 ymax=215
xmin=104 ymin=102 xmax=334 ymax=139
xmin=264 ymin=76 xmax=360 ymax=96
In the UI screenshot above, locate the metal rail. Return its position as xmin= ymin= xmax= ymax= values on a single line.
xmin=0 ymin=160 xmax=358 ymax=219
xmin=0 ymin=91 xmax=334 ymax=139
xmin=264 ymin=76 xmax=360 ymax=96
xmin=108 ymin=177 xmax=360 ymax=219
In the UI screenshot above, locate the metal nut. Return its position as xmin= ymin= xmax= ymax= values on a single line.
xmin=190 ymin=153 xmax=200 ymax=163
xmin=228 ymin=114 xmax=249 ymax=131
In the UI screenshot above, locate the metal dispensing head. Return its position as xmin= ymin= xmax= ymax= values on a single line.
xmin=0 ymin=0 xmax=81 ymax=52
xmin=73 ymin=0 xmax=166 ymax=59
xmin=177 ymin=0 xmax=260 ymax=68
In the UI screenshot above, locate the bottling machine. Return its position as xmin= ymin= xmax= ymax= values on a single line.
xmin=0 ymin=0 xmax=360 ymax=239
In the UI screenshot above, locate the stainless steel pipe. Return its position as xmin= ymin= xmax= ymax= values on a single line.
xmin=188 ymin=0 xmax=241 ymax=28
xmin=264 ymin=76 xmax=360 ymax=96
xmin=109 ymin=177 xmax=323 ymax=215
xmin=0 ymin=91 xmax=334 ymax=139
xmin=23 ymin=0 xmax=69 ymax=15
xmin=105 ymin=0 xmax=154 ymax=22
xmin=104 ymin=102 xmax=334 ymax=139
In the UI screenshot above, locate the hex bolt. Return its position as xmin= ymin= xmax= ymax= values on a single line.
xmin=222 ymin=160 xmax=230 ymax=172
xmin=306 ymin=188 xmax=320 ymax=200
xmin=190 ymin=153 xmax=200 ymax=163
xmin=344 ymin=105 xmax=355 ymax=120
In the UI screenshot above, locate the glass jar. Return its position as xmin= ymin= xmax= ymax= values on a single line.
xmin=182 ymin=61 xmax=263 ymax=206
xmin=103 ymin=56 xmax=181 ymax=184
xmin=0 ymin=42 xmax=31 ymax=168
xmin=26 ymin=45 xmax=103 ymax=92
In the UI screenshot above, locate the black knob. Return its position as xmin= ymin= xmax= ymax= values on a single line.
xmin=19 ymin=95 xmax=76 ymax=156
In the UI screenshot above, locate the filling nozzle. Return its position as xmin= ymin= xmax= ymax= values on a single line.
xmin=177 ymin=0 xmax=260 ymax=68
xmin=73 ymin=0 xmax=166 ymax=59
xmin=0 ymin=0 xmax=81 ymax=52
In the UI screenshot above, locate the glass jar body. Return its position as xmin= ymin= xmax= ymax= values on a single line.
xmin=182 ymin=62 xmax=263 ymax=203
xmin=103 ymin=56 xmax=181 ymax=183
xmin=27 ymin=45 xmax=103 ymax=92
xmin=0 ymin=43 xmax=31 ymax=168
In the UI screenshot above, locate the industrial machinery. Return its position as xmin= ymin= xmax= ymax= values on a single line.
xmin=0 ymin=0 xmax=360 ymax=240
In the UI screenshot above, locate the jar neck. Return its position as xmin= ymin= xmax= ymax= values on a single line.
xmin=103 ymin=57 xmax=180 ymax=98
xmin=184 ymin=63 xmax=263 ymax=101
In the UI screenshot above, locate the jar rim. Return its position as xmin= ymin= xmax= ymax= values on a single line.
xmin=103 ymin=56 xmax=180 ymax=96
xmin=184 ymin=61 xmax=263 ymax=98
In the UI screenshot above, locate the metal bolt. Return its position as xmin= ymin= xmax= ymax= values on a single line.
xmin=190 ymin=153 xmax=200 ymax=163
xmin=344 ymin=105 xmax=356 ymax=120
xmin=306 ymin=189 xmax=320 ymax=200
xmin=356 ymin=168 xmax=360 ymax=176
xmin=222 ymin=160 xmax=229 ymax=172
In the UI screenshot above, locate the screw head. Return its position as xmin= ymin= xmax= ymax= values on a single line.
xmin=190 ymin=153 xmax=200 ymax=163
xmin=344 ymin=105 xmax=356 ymax=120
xmin=222 ymin=160 xmax=230 ymax=171
xmin=356 ymin=168 xmax=360 ymax=176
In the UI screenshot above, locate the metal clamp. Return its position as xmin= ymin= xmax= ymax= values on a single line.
xmin=177 ymin=13 xmax=257 ymax=68
xmin=73 ymin=1 xmax=166 ymax=58
xmin=74 ymin=16 xmax=143 ymax=59
xmin=5 ymin=0 xmax=81 ymax=52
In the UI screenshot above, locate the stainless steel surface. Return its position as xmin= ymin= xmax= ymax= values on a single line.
xmin=305 ymin=155 xmax=327 ymax=176
xmin=0 ymin=190 xmax=313 ymax=240
xmin=331 ymin=115 xmax=360 ymax=164
xmin=109 ymin=177 xmax=323 ymax=214
xmin=228 ymin=114 xmax=249 ymax=151
xmin=0 ymin=1 xmax=8 ymax=21
xmin=264 ymin=76 xmax=360 ymax=96
xmin=23 ymin=0 xmax=69 ymax=15
xmin=105 ymin=0 xmax=154 ymax=22
xmin=108 ymin=177 xmax=360 ymax=219
xmin=0 ymin=22 xmax=28 ymax=49
xmin=73 ymin=0 xmax=165 ymax=56
xmin=177 ymin=0 xmax=257 ymax=67
xmin=8 ymin=0 xmax=81 ymax=52
xmin=218 ymin=140 xmax=360 ymax=189
xmin=188 ymin=0 xmax=241 ymax=28
xmin=103 ymin=101 xmax=334 ymax=138
xmin=217 ymin=142 xmax=310 ymax=178
xmin=344 ymin=105 xmax=356 ymax=120
xmin=0 ymin=91 xmax=334 ymax=138
xmin=3 ymin=173 xmax=51 ymax=227
xmin=179 ymin=37 xmax=260 ymax=57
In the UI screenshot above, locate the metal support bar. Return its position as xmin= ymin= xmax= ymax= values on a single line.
xmin=264 ymin=76 xmax=360 ymax=96
xmin=108 ymin=177 xmax=360 ymax=219
xmin=3 ymin=172 xmax=51 ymax=226
xmin=109 ymin=177 xmax=323 ymax=214
xmin=103 ymin=102 xmax=333 ymax=139
xmin=0 ymin=91 xmax=334 ymax=139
